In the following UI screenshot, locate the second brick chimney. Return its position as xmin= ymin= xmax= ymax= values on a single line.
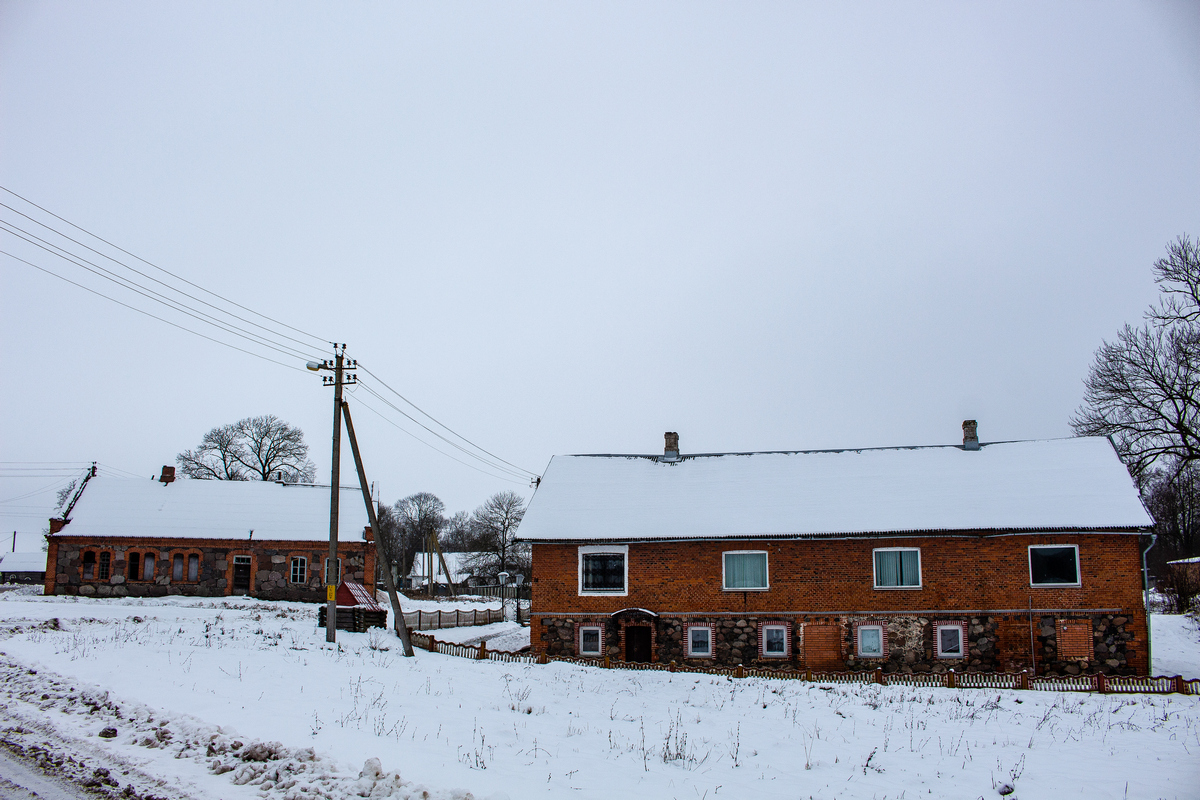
xmin=962 ymin=420 xmax=980 ymax=451
xmin=663 ymin=431 xmax=680 ymax=461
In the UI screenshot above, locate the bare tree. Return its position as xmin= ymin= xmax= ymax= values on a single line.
xmin=392 ymin=492 xmax=447 ymax=581
xmin=176 ymin=415 xmax=316 ymax=482
xmin=463 ymin=491 xmax=528 ymax=578
xmin=1143 ymin=461 xmax=1200 ymax=569
xmin=440 ymin=511 xmax=481 ymax=552
xmin=1072 ymin=236 xmax=1200 ymax=479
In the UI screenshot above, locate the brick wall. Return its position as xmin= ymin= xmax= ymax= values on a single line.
xmin=45 ymin=535 xmax=374 ymax=604
xmin=528 ymin=533 xmax=1149 ymax=675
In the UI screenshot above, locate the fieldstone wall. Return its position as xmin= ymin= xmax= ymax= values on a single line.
xmin=843 ymin=616 xmax=1001 ymax=674
xmin=1035 ymin=614 xmax=1135 ymax=676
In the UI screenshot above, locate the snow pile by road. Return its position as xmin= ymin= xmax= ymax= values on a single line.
xmin=1 ymin=594 xmax=1198 ymax=799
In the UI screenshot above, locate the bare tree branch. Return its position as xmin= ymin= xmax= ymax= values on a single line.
xmin=175 ymin=416 xmax=315 ymax=482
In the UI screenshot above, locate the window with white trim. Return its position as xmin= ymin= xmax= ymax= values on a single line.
xmin=686 ymin=625 xmax=713 ymax=658
xmin=325 ymin=557 xmax=342 ymax=585
xmin=761 ymin=624 xmax=789 ymax=658
xmin=873 ymin=548 xmax=920 ymax=588
xmin=856 ymin=623 xmax=886 ymax=658
xmin=723 ymin=551 xmax=768 ymax=590
xmin=578 ymin=545 xmax=628 ymax=595
xmin=290 ymin=557 xmax=307 ymax=584
xmin=579 ymin=625 xmax=604 ymax=656
xmin=1029 ymin=545 xmax=1080 ymax=587
xmin=935 ymin=622 xmax=966 ymax=659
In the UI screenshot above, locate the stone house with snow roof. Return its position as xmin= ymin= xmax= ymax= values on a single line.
xmin=44 ymin=467 xmax=374 ymax=602
xmin=516 ymin=424 xmax=1156 ymax=677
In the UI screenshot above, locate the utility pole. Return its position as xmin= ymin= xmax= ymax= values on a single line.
xmin=314 ymin=344 xmax=356 ymax=644
xmin=341 ymin=400 xmax=415 ymax=657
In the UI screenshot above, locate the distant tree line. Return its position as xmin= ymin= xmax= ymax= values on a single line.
xmin=373 ymin=490 xmax=527 ymax=586
xmin=1073 ymin=235 xmax=1200 ymax=608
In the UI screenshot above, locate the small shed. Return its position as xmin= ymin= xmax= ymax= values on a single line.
xmin=0 ymin=552 xmax=47 ymax=584
xmin=317 ymin=580 xmax=387 ymax=632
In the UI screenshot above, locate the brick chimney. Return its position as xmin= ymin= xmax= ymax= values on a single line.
xmin=159 ymin=466 xmax=176 ymax=484
xmin=962 ymin=420 xmax=980 ymax=451
xmin=663 ymin=431 xmax=680 ymax=461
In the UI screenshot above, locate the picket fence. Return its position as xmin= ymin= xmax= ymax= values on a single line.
xmin=406 ymin=631 xmax=1198 ymax=695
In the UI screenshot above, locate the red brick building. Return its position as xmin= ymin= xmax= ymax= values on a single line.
xmin=45 ymin=468 xmax=374 ymax=602
xmin=518 ymin=425 xmax=1155 ymax=676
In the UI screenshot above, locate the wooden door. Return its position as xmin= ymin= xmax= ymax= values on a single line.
xmin=625 ymin=626 xmax=652 ymax=662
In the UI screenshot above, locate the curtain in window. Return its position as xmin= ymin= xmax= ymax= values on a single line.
xmin=173 ymin=554 xmax=184 ymax=581
xmin=875 ymin=551 xmax=919 ymax=587
xmin=188 ymin=554 xmax=199 ymax=582
xmin=724 ymin=553 xmax=767 ymax=589
xmin=143 ymin=554 xmax=155 ymax=581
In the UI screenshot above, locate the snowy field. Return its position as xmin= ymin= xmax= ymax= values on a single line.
xmin=0 ymin=591 xmax=1198 ymax=800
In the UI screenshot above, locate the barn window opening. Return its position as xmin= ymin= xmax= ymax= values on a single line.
xmin=82 ymin=551 xmax=96 ymax=580
xmin=291 ymin=557 xmax=307 ymax=584
xmin=935 ymin=622 xmax=965 ymax=658
xmin=762 ymin=624 xmax=789 ymax=657
xmin=128 ymin=553 xmax=140 ymax=581
xmin=172 ymin=554 xmax=184 ymax=581
xmin=187 ymin=554 xmax=200 ymax=582
xmin=97 ymin=552 xmax=111 ymax=581
xmin=143 ymin=553 xmax=155 ymax=581
xmin=324 ymin=557 xmax=342 ymax=585
xmin=1029 ymin=545 xmax=1080 ymax=587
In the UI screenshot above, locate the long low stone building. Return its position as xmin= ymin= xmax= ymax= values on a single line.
xmin=44 ymin=467 xmax=374 ymax=602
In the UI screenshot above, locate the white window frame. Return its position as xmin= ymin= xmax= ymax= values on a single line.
xmin=290 ymin=556 xmax=307 ymax=584
xmin=578 ymin=625 xmax=604 ymax=656
xmin=934 ymin=622 xmax=966 ymax=659
xmin=722 ymin=550 xmax=770 ymax=591
xmin=325 ymin=557 xmax=342 ymax=585
xmin=578 ymin=545 xmax=629 ymax=596
xmin=856 ymin=623 xmax=886 ymax=658
xmin=760 ymin=623 xmax=790 ymax=658
xmin=872 ymin=547 xmax=922 ymax=589
xmin=1028 ymin=544 xmax=1081 ymax=588
xmin=686 ymin=624 xmax=714 ymax=658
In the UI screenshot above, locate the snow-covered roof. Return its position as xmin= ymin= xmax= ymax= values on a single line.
xmin=53 ymin=477 xmax=370 ymax=542
xmin=0 ymin=551 xmax=48 ymax=572
xmin=1167 ymin=556 xmax=1200 ymax=565
xmin=408 ymin=552 xmax=475 ymax=582
xmin=516 ymin=437 xmax=1153 ymax=542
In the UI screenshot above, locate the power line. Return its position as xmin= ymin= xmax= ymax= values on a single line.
xmin=357 ymin=366 xmax=538 ymax=479
xmin=356 ymin=381 xmax=532 ymax=481
xmin=0 ymin=220 xmax=323 ymax=362
xmin=0 ymin=184 xmax=329 ymax=348
xmin=1 ymin=249 xmax=310 ymax=373
xmin=350 ymin=390 xmax=527 ymax=485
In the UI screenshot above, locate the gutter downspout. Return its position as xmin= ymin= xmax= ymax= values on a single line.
xmin=1142 ymin=533 xmax=1157 ymax=673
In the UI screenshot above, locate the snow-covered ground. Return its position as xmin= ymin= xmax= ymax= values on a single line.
xmin=1151 ymin=613 xmax=1200 ymax=679
xmin=1 ymin=591 xmax=1198 ymax=800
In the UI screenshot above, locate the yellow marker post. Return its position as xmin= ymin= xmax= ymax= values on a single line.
xmin=327 ymin=585 xmax=336 ymax=602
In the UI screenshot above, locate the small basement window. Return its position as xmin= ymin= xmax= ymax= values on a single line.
xmin=291 ymin=557 xmax=307 ymax=584
xmin=723 ymin=551 xmax=768 ymax=590
xmin=82 ymin=551 xmax=96 ymax=580
xmin=127 ymin=553 xmax=140 ymax=581
xmin=686 ymin=625 xmax=713 ymax=658
xmin=579 ymin=545 xmax=627 ymax=595
xmin=874 ymin=548 xmax=920 ymax=588
xmin=97 ymin=552 xmax=111 ymax=581
xmin=761 ymin=624 xmax=790 ymax=658
xmin=935 ymin=622 xmax=966 ymax=659
xmin=856 ymin=624 xmax=886 ymax=658
xmin=1029 ymin=545 xmax=1080 ymax=587
xmin=579 ymin=625 xmax=603 ymax=656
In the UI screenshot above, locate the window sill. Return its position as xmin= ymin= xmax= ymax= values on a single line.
xmin=872 ymin=585 xmax=922 ymax=590
xmin=721 ymin=587 xmax=769 ymax=592
xmin=579 ymin=590 xmax=627 ymax=596
xmin=1030 ymin=583 xmax=1081 ymax=589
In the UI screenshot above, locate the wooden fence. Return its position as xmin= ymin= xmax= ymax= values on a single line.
xmin=405 ymin=631 xmax=1198 ymax=695
xmin=403 ymin=607 xmax=505 ymax=631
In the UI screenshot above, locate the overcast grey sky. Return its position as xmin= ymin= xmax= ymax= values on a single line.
xmin=2 ymin=2 xmax=1198 ymax=546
